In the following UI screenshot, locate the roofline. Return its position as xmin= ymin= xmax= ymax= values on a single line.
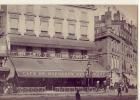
xmin=66 ymin=5 xmax=97 ymax=10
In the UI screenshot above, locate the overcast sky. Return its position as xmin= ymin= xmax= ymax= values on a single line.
xmin=95 ymin=5 xmax=138 ymax=26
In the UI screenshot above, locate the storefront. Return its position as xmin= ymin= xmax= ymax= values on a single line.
xmin=4 ymin=56 xmax=110 ymax=93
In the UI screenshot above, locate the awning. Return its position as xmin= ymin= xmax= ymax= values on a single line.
xmin=9 ymin=34 xmax=95 ymax=50
xmin=10 ymin=57 xmax=109 ymax=78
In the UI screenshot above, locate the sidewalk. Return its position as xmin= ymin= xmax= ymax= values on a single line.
xmin=0 ymin=89 xmax=137 ymax=98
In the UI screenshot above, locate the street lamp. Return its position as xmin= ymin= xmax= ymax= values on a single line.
xmin=84 ymin=61 xmax=92 ymax=91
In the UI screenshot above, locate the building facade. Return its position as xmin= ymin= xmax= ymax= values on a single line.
xmin=94 ymin=8 xmax=138 ymax=86
xmin=0 ymin=5 xmax=110 ymax=93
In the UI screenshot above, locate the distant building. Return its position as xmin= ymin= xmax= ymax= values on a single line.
xmin=94 ymin=8 xmax=137 ymax=86
xmin=0 ymin=5 xmax=110 ymax=93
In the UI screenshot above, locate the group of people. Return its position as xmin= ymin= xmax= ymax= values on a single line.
xmin=75 ymin=82 xmax=129 ymax=100
xmin=117 ymin=83 xmax=129 ymax=96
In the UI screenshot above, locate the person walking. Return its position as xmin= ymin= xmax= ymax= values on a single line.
xmin=103 ymin=80 xmax=107 ymax=92
xmin=117 ymin=84 xmax=122 ymax=96
xmin=76 ymin=90 xmax=81 ymax=100
xmin=96 ymin=81 xmax=100 ymax=92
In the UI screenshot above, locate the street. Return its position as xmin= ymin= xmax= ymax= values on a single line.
xmin=0 ymin=89 xmax=137 ymax=100
xmin=0 ymin=95 xmax=137 ymax=100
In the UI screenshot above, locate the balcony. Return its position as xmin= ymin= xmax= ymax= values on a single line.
xmin=11 ymin=52 xmax=50 ymax=58
xmin=67 ymin=33 xmax=77 ymax=40
xmin=39 ymin=31 xmax=50 ymax=38
xmin=54 ymin=32 xmax=64 ymax=39
xmin=79 ymin=34 xmax=89 ymax=41
xmin=69 ymin=55 xmax=88 ymax=60
xmin=10 ymin=51 xmax=88 ymax=60
xmin=24 ymin=30 xmax=36 ymax=36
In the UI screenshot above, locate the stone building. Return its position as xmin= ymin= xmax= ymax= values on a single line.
xmin=0 ymin=5 xmax=110 ymax=93
xmin=94 ymin=8 xmax=137 ymax=85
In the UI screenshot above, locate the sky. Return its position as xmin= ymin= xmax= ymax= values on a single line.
xmin=95 ymin=5 xmax=138 ymax=26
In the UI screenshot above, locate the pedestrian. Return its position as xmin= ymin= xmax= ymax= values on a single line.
xmin=117 ymin=84 xmax=122 ymax=96
xmin=103 ymin=81 xmax=107 ymax=92
xmin=76 ymin=90 xmax=81 ymax=100
xmin=125 ymin=84 xmax=128 ymax=93
xmin=96 ymin=81 xmax=99 ymax=92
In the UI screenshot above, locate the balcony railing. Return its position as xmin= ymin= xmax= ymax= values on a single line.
xmin=11 ymin=52 xmax=89 ymax=60
xmin=69 ymin=55 xmax=88 ymax=60
xmin=11 ymin=52 xmax=50 ymax=58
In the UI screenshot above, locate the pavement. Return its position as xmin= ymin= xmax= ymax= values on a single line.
xmin=0 ymin=89 xmax=137 ymax=98
xmin=0 ymin=95 xmax=137 ymax=100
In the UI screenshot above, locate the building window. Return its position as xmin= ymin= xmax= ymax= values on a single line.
xmin=26 ymin=5 xmax=34 ymax=14
xmin=40 ymin=6 xmax=49 ymax=17
xmin=26 ymin=20 xmax=34 ymax=32
xmin=26 ymin=46 xmax=33 ymax=56
xmin=10 ymin=18 xmax=19 ymax=32
xmin=68 ymin=24 xmax=75 ymax=35
xmin=68 ymin=10 xmax=75 ymax=19
xmin=80 ymin=25 xmax=88 ymax=35
xmin=81 ymin=50 xmax=87 ymax=59
xmin=40 ymin=21 xmax=49 ymax=32
xmin=11 ymin=45 xmax=18 ymax=56
xmin=80 ymin=22 xmax=89 ymax=40
xmin=67 ymin=20 xmax=76 ymax=40
xmin=11 ymin=45 xmax=17 ymax=52
xmin=54 ymin=19 xmax=64 ymax=39
xmin=81 ymin=11 xmax=87 ymax=21
xmin=26 ymin=46 xmax=33 ymax=52
xmin=68 ymin=49 xmax=74 ymax=58
xmin=39 ymin=17 xmax=50 ymax=37
xmin=55 ymin=22 xmax=62 ymax=33
xmin=55 ymin=8 xmax=63 ymax=18
xmin=55 ymin=22 xmax=62 ymax=34
xmin=81 ymin=50 xmax=87 ymax=55
xmin=41 ymin=48 xmax=50 ymax=57
xmin=8 ymin=5 xmax=19 ymax=13
xmin=55 ymin=49 xmax=62 ymax=58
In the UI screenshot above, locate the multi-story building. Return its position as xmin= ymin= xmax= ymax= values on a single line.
xmin=94 ymin=8 xmax=137 ymax=86
xmin=0 ymin=5 xmax=110 ymax=93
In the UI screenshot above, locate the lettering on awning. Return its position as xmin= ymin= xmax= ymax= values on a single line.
xmin=17 ymin=71 xmax=110 ymax=78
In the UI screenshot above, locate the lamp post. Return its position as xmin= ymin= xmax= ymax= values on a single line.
xmin=84 ymin=61 xmax=92 ymax=91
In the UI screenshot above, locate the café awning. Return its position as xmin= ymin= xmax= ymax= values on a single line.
xmin=9 ymin=57 xmax=109 ymax=78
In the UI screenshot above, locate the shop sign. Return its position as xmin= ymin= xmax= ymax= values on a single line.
xmin=17 ymin=71 xmax=110 ymax=78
